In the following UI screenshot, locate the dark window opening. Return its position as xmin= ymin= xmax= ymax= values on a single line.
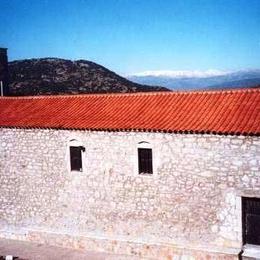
xmin=242 ymin=197 xmax=260 ymax=245
xmin=138 ymin=148 xmax=153 ymax=174
xmin=70 ymin=146 xmax=83 ymax=171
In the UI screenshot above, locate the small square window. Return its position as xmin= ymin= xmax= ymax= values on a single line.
xmin=138 ymin=148 xmax=153 ymax=174
xmin=70 ymin=146 xmax=83 ymax=171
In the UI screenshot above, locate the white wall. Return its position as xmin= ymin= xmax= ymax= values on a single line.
xmin=0 ymin=128 xmax=259 ymax=258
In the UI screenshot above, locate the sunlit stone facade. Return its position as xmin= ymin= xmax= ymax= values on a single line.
xmin=0 ymin=128 xmax=260 ymax=259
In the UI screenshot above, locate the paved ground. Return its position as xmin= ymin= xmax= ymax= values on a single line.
xmin=0 ymin=238 xmax=141 ymax=260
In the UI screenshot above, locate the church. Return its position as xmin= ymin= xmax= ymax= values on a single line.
xmin=0 ymin=48 xmax=260 ymax=259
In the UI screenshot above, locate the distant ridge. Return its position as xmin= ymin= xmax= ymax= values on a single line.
xmin=128 ymin=69 xmax=260 ymax=90
xmin=208 ymin=78 xmax=260 ymax=89
xmin=8 ymin=58 xmax=169 ymax=96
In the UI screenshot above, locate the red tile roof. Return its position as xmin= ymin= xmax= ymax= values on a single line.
xmin=0 ymin=89 xmax=259 ymax=135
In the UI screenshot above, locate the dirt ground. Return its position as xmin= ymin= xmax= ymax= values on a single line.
xmin=0 ymin=238 xmax=142 ymax=260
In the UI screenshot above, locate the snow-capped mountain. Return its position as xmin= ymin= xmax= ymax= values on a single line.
xmin=127 ymin=69 xmax=260 ymax=90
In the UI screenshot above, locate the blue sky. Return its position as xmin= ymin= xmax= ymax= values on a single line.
xmin=0 ymin=0 xmax=260 ymax=75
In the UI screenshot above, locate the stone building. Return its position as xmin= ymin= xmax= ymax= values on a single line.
xmin=0 ymin=89 xmax=259 ymax=259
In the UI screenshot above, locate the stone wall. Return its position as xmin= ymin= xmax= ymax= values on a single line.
xmin=0 ymin=128 xmax=260 ymax=259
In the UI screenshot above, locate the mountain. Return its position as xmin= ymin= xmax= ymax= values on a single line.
xmin=209 ymin=78 xmax=260 ymax=89
xmin=8 ymin=58 xmax=169 ymax=96
xmin=128 ymin=69 xmax=260 ymax=90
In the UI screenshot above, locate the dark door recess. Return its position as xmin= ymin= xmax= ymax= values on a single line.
xmin=242 ymin=197 xmax=260 ymax=245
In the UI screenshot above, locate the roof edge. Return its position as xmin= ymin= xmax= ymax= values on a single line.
xmin=1 ymin=126 xmax=259 ymax=137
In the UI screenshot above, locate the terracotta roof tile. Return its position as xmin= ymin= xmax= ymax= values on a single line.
xmin=0 ymin=89 xmax=259 ymax=135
